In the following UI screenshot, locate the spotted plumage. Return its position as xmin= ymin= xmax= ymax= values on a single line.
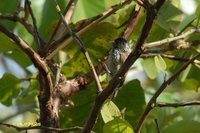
xmin=108 ymin=37 xmax=132 ymax=97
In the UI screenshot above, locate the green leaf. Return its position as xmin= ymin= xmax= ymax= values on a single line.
xmin=72 ymin=0 xmax=106 ymax=23
xmin=163 ymin=120 xmax=200 ymax=133
xmin=154 ymin=55 xmax=167 ymax=72
xmin=59 ymin=82 xmax=96 ymax=128
xmin=157 ymin=92 xmax=179 ymax=103
xmin=182 ymin=78 xmax=199 ymax=91
xmin=180 ymin=64 xmax=192 ymax=82
xmin=0 ymin=73 xmax=21 ymax=106
xmin=0 ymin=0 xmax=17 ymax=14
xmin=103 ymin=117 xmax=134 ymax=133
xmin=164 ymin=58 xmax=174 ymax=69
xmin=15 ymin=23 xmax=35 ymax=48
xmin=114 ymin=80 xmax=145 ymax=126
xmin=16 ymin=80 xmax=39 ymax=105
xmin=0 ymin=0 xmax=17 ymax=29
xmin=185 ymin=66 xmax=200 ymax=88
xmin=147 ymin=23 xmax=169 ymax=42
xmin=141 ymin=58 xmax=158 ymax=79
xmin=5 ymin=49 xmax=32 ymax=67
xmin=176 ymin=15 xmax=196 ymax=34
xmin=195 ymin=4 xmax=200 ymax=26
xmin=157 ymin=0 xmax=183 ymax=32
xmin=105 ymin=2 xmax=136 ymax=27
xmin=0 ymin=33 xmax=32 ymax=67
xmin=104 ymin=0 xmax=121 ymax=7
xmin=101 ymin=100 xmax=121 ymax=123
xmin=0 ymin=32 xmax=18 ymax=52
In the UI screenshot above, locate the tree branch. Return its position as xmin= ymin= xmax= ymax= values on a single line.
xmin=134 ymin=53 xmax=200 ymax=133
xmin=156 ymin=101 xmax=200 ymax=108
xmin=53 ymin=0 xmax=102 ymax=92
xmin=0 ymin=122 xmax=95 ymax=133
xmin=144 ymin=28 xmax=200 ymax=48
xmin=50 ymin=23 xmax=199 ymax=98
xmin=0 ymin=24 xmax=44 ymax=71
xmin=123 ymin=7 xmax=144 ymax=39
xmin=154 ymin=119 xmax=161 ymax=133
xmin=0 ymin=14 xmax=45 ymax=49
xmin=63 ymin=0 xmax=77 ymax=24
xmin=81 ymin=1 xmax=166 ymax=133
xmin=25 ymin=0 xmax=45 ymax=48
xmin=0 ymin=24 xmax=57 ymax=129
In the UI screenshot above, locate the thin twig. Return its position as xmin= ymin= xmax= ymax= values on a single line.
xmin=64 ymin=0 xmax=77 ymax=23
xmin=154 ymin=119 xmax=161 ymax=133
xmin=123 ymin=7 xmax=144 ymax=39
xmin=47 ymin=0 xmax=77 ymax=46
xmin=156 ymin=101 xmax=200 ymax=108
xmin=144 ymin=28 xmax=200 ymax=48
xmin=26 ymin=0 xmax=44 ymax=48
xmin=0 ymin=14 xmax=44 ymax=48
xmin=81 ymin=1 xmax=166 ymax=133
xmin=134 ymin=54 xmax=200 ymax=133
xmin=0 ymin=122 xmax=95 ymax=133
xmin=134 ymin=0 xmax=145 ymax=7
xmin=54 ymin=64 xmax=61 ymax=87
xmin=141 ymin=53 xmax=200 ymax=69
xmin=177 ymin=17 xmax=196 ymax=35
xmin=53 ymin=0 xmax=102 ymax=92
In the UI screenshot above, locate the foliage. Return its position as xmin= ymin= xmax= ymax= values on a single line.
xmin=0 ymin=0 xmax=200 ymax=133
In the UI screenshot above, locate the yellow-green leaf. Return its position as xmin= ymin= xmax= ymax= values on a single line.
xmin=103 ymin=117 xmax=134 ymax=133
xmin=141 ymin=58 xmax=158 ymax=79
xmin=154 ymin=55 xmax=167 ymax=72
xmin=101 ymin=100 xmax=121 ymax=123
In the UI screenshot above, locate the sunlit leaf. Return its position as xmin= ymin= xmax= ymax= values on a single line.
xmin=157 ymin=0 xmax=183 ymax=32
xmin=72 ymin=0 xmax=106 ymax=23
xmin=101 ymin=100 xmax=121 ymax=123
xmin=180 ymin=64 xmax=192 ymax=82
xmin=154 ymin=55 xmax=167 ymax=72
xmin=105 ymin=2 xmax=136 ymax=27
xmin=141 ymin=58 xmax=158 ymax=79
xmin=195 ymin=4 xmax=200 ymax=26
xmin=103 ymin=117 xmax=134 ymax=133
xmin=176 ymin=15 xmax=196 ymax=34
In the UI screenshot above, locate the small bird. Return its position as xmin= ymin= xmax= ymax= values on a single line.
xmin=108 ymin=37 xmax=132 ymax=97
